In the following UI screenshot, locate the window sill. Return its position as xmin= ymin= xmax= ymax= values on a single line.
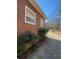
xmin=25 ymin=21 xmax=36 ymax=25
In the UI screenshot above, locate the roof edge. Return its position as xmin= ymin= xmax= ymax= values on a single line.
xmin=28 ymin=0 xmax=47 ymax=19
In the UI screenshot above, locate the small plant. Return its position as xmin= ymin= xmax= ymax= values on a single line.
xmin=38 ymin=28 xmax=48 ymax=41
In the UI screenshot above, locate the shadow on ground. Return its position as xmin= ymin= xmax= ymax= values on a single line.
xmin=27 ymin=37 xmax=61 ymax=59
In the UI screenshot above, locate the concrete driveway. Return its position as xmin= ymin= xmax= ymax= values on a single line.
xmin=46 ymin=30 xmax=61 ymax=40
xmin=26 ymin=30 xmax=61 ymax=59
xmin=27 ymin=38 xmax=61 ymax=59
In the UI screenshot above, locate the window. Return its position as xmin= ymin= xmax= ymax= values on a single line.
xmin=40 ymin=18 xmax=44 ymax=27
xmin=25 ymin=5 xmax=36 ymax=25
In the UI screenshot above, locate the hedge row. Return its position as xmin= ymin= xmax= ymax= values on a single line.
xmin=17 ymin=28 xmax=48 ymax=57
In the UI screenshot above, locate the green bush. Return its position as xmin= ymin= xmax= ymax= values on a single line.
xmin=17 ymin=42 xmax=26 ymax=56
xmin=24 ymin=31 xmax=37 ymax=44
xmin=38 ymin=28 xmax=48 ymax=40
xmin=17 ymin=31 xmax=37 ymax=56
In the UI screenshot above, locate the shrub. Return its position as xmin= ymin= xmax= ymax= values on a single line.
xmin=17 ymin=31 xmax=37 ymax=56
xmin=17 ymin=35 xmax=26 ymax=56
xmin=38 ymin=28 xmax=48 ymax=40
xmin=17 ymin=42 xmax=26 ymax=56
xmin=18 ymin=31 xmax=37 ymax=44
xmin=23 ymin=31 xmax=37 ymax=44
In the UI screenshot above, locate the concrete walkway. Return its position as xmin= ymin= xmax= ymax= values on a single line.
xmin=27 ymin=38 xmax=61 ymax=59
xmin=46 ymin=30 xmax=61 ymax=40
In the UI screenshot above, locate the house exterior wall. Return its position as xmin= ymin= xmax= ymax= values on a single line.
xmin=17 ymin=0 xmax=45 ymax=35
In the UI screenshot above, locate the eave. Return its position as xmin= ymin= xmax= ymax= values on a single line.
xmin=28 ymin=0 xmax=47 ymax=19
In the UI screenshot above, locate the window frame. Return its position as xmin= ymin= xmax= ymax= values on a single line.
xmin=25 ymin=5 xmax=36 ymax=25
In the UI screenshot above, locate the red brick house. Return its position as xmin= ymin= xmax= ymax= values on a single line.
xmin=17 ymin=0 xmax=46 ymax=35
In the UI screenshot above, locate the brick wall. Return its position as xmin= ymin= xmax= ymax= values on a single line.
xmin=17 ymin=0 xmax=44 ymax=35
